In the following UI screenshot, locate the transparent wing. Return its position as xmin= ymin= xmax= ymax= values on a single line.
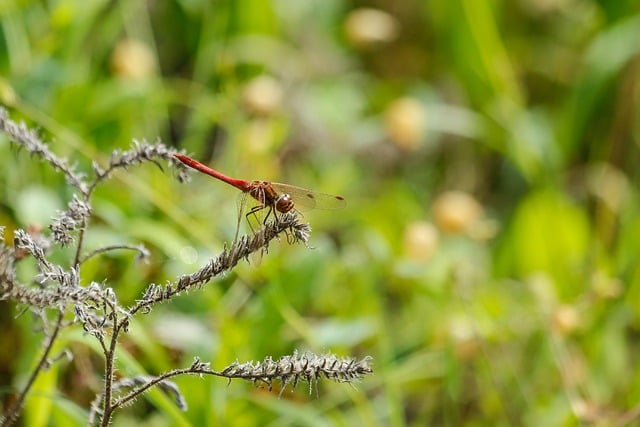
xmin=235 ymin=191 xmax=270 ymax=230
xmin=270 ymin=183 xmax=346 ymax=212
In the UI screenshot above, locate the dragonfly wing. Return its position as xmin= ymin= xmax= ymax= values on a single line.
xmin=271 ymin=183 xmax=346 ymax=212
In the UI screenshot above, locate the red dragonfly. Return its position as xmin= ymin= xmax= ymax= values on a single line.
xmin=173 ymin=154 xmax=346 ymax=225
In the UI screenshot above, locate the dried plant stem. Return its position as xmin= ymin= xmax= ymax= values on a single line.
xmin=88 ymin=352 xmax=373 ymax=425
xmin=0 ymin=311 xmax=64 ymax=427
xmin=79 ymin=244 xmax=149 ymax=265
xmin=88 ymin=215 xmax=310 ymax=425
xmin=100 ymin=303 xmax=122 ymax=427
xmin=128 ymin=213 xmax=310 ymax=316
xmin=73 ymin=216 xmax=89 ymax=267
xmin=0 ymin=109 xmax=372 ymax=426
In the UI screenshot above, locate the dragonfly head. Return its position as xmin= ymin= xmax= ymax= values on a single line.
xmin=275 ymin=193 xmax=295 ymax=213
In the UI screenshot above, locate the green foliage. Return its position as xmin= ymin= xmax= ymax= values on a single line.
xmin=2 ymin=0 xmax=640 ymax=425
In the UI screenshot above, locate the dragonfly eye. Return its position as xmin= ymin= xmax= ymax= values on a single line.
xmin=276 ymin=194 xmax=295 ymax=213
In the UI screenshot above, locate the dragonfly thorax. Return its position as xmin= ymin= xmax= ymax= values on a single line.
xmin=248 ymin=181 xmax=295 ymax=213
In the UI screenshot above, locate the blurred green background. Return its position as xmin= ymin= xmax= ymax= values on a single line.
xmin=2 ymin=0 xmax=640 ymax=426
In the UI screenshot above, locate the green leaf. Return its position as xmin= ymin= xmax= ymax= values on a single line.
xmin=496 ymin=189 xmax=590 ymax=298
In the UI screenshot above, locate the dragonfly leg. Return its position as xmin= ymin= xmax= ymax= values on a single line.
xmin=263 ymin=205 xmax=273 ymax=224
xmin=282 ymin=209 xmax=303 ymax=243
xmin=245 ymin=204 xmax=269 ymax=233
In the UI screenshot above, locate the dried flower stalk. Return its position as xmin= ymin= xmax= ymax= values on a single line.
xmin=0 ymin=108 xmax=372 ymax=427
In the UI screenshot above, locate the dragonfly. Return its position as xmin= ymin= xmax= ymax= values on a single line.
xmin=173 ymin=154 xmax=346 ymax=228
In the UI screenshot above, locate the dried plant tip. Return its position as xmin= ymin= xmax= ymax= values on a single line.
xmin=135 ymin=244 xmax=151 ymax=262
xmin=50 ymin=194 xmax=92 ymax=246
xmin=96 ymin=139 xmax=181 ymax=181
xmin=218 ymin=351 xmax=373 ymax=393
xmin=249 ymin=212 xmax=310 ymax=249
xmin=170 ymin=152 xmax=192 ymax=183
xmin=130 ymin=213 xmax=311 ymax=316
xmin=289 ymin=219 xmax=312 ymax=245
xmin=13 ymin=228 xmax=50 ymax=266
xmin=0 ymin=107 xmax=88 ymax=193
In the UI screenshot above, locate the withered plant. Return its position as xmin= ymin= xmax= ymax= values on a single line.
xmin=0 ymin=108 xmax=372 ymax=427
